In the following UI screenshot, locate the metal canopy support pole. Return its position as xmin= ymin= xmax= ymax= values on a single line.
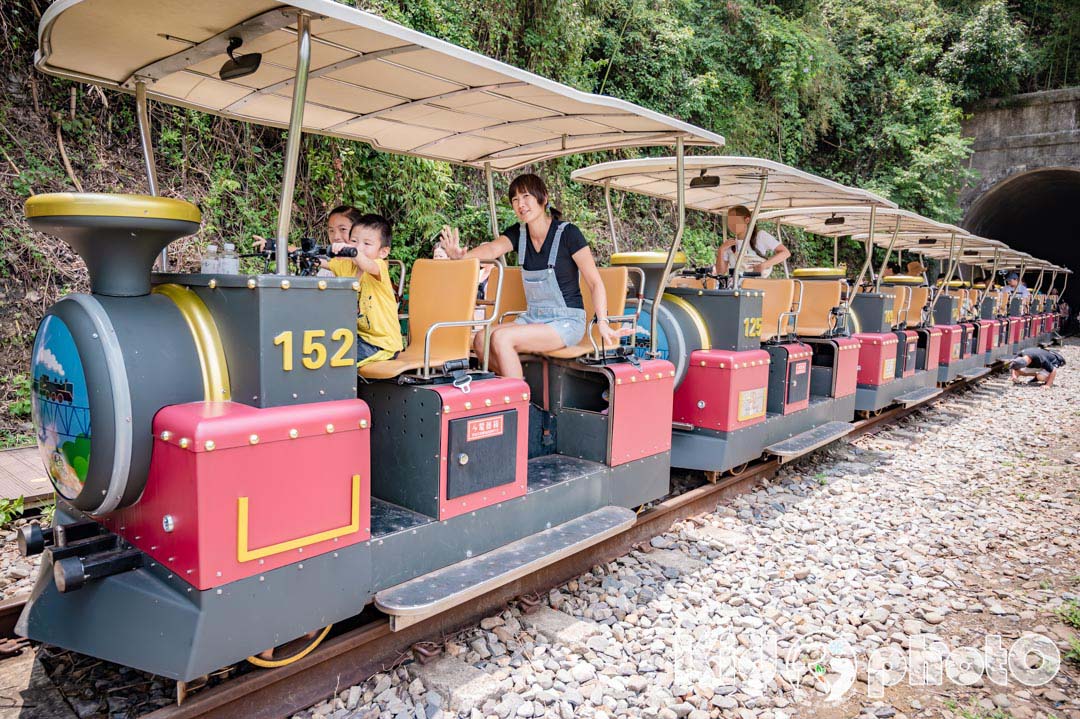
xmin=731 ymin=175 xmax=769 ymax=291
xmin=650 ymin=137 xmax=685 ymax=356
xmin=275 ymin=11 xmax=311 ymax=275
xmin=776 ymin=223 xmax=789 ymax=278
xmin=1032 ymin=269 xmax=1046 ymax=297
xmin=979 ymin=248 xmax=1001 ymax=307
xmin=833 ymin=236 xmax=838 ymax=267
xmin=930 ymin=232 xmax=962 ymax=315
xmin=136 ymin=81 xmax=167 ymax=272
xmin=853 ymin=205 xmax=878 ymax=291
xmin=874 ymin=216 xmax=901 ymax=292
xmin=485 ymin=162 xmax=499 ymax=242
xmin=604 ymin=180 xmax=619 ymax=254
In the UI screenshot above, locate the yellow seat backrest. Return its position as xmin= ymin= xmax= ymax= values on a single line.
xmin=742 ymin=278 xmax=795 ymax=341
xmin=485 ymin=265 xmax=527 ymax=324
xmin=544 ymin=267 xmax=630 ymax=359
xmin=794 ymin=280 xmax=843 ymax=337
xmin=906 ymin=286 xmax=929 ymax=326
xmin=359 ymin=259 xmax=479 ymax=379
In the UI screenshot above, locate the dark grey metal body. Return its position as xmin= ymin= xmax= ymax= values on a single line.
xmin=44 ymin=294 xmax=204 ymax=511
xmin=851 ymin=292 xmax=893 ymax=334
xmin=933 ymin=296 xmax=960 ymax=326
xmin=666 ymin=288 xmax=764 ymax=352
xmin=854 ymin=369 xmax=938 ymax=412
xmin=16 ymin=451 xmax=669 ymax=681
xmin=154 ymin=274 xmax=359 ymax=408
xmin=671 ymin=394 xmax=856 ymax=471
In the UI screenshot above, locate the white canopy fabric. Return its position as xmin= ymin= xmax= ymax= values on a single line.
xmin=36 ymin=0 xmax=724 ymax=170
xmin=570 ymin=157 xmax=895 ymax=212
xmin=757 ymin=206 xmax=956 ymax=239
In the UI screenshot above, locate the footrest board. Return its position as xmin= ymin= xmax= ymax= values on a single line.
xmin=765 ymin=421 xmax=852 ymax=462
xmin=958 ymin=367 xmax=992 ymax=381
xmin=894 ymin=387 xmax=942 ymax=407
xmin=375 ymin=506 xmax=636 ymax=630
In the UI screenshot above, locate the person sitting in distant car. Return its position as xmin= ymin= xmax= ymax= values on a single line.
xmin=714 ymin=206 xmax=791 ymax=279
xmin=1005 ymin=272 xmax=1030 ymax=297
xmin=1009 ymin=347 xmax=1065 ymax=387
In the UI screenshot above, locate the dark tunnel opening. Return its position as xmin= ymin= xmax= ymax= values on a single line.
xmin=964 ymin=168 xmax=1080 ymax=318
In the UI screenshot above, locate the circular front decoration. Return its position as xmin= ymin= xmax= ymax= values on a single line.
xmin=31 ymin=315 xmax=92 ymax=500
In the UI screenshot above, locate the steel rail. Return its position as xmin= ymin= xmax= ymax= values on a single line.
xmin=0 ymin=366 xmax=1005 ymax=719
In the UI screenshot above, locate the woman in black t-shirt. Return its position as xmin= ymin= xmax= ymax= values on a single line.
xmin=440 ymin=173 xmax=627 ymax=379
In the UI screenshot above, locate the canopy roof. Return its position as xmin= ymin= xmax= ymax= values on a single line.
xmin=37 ymin=0 xmax=724 ymax=170
xmin=571 ymin=157 xmax=895 ymax=212
xmin=757 ymin=206 xmax=955 ymax=239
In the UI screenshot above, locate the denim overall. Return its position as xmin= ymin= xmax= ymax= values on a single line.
xmin=514 ymin=222 xmax=587 ymax=347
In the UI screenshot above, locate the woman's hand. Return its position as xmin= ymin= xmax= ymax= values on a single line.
xmin=439 ymin=225 xmax=467 ymax=259
xmin=253 ymin=235 xmax=267 ymax=251
xmin=597 ymin=319 xmax=633 ymax=346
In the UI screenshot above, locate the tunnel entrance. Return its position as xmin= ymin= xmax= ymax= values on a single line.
xmin=965 ymin=167 xmax=1080 ymax=313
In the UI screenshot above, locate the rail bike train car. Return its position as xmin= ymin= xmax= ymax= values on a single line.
xmin=572 ymin=158 xmax=898 ymax=474
xmin=14 ymin=0 xmax=728 ymax=681
xmin=15 ymin=0 xmax=1072 ymax=687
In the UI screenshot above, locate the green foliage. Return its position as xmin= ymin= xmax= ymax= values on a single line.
xmin=0 ymin=496 xmax=24 ymax=528
xmin=940 ymin=0 xmax=1034 ymax=103
xmin=5 ymin=373 xmax=31 ymax=418
xmin=1058 ymin=599 xmax=1080 ymax=630
xmin=1067 ymin=636 xmax=1080 ymax=666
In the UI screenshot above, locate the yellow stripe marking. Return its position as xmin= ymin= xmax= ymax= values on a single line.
xmin=152 ymin=283 xmax=231 ymax=401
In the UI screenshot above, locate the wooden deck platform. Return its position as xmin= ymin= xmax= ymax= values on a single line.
xmin=0 ymin=447 xmax=52 ymax=507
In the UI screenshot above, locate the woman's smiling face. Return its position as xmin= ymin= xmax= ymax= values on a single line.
xmin=511 ymin=190 xmax=544 ymax=224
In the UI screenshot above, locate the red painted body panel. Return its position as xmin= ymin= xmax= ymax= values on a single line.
xmin=608 ymin=358 xmax=675 ymax=465
xmin=673 ymin=349 xmax=770 ymax=432
xmin=897 ymin=331 xmax=918 ymax=378
xmin=832 ymin=337 xmax=860 ymax=398
xmin=976 ymin=320 xmax=995 ymax=354
xmin=1008 ymin=318 xmax=1022 ymax=344
xmin=854 ymin=333 xmax=898 ymax=386
xmin=922 ymin=327 xmax=942 ymax=371
xmin=936 ymin=325 xmax=962 ymax=364
xmin=104 ymin=399 xmax=372 ymax=591
xmin=431 ymin=378 xmax=530 ymax=520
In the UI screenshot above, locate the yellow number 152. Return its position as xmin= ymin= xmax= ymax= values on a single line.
xmin=273 ymin=329 xmax=355 ymax=371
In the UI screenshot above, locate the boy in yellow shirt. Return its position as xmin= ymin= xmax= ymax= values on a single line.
xmin=322 ymin=214 xmax=403 ymax=367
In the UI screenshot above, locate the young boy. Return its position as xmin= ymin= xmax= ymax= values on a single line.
xmin=322 ymin=214 xmax=403 ymax=367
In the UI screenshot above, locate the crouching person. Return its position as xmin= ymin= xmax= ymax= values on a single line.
xmin=1009 ymin=347 xmax=1065 ymax=387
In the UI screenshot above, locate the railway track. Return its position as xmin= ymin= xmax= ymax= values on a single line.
xmin=0 ymin=367 xmax=1003 ymax=719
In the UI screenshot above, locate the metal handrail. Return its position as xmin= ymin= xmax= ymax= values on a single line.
xmin=387 ymin=259 xmax=407 ymax=299
xmin=777 ymin=279 xmax=804 ymax=338
xmin=587 ymin=266 xmax=645 ymax=359
xmin=897 ymin=286 xmax=912 ymax=328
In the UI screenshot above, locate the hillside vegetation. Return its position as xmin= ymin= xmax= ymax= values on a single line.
xmin=0 ymin=0 xmax=1074 ymax=442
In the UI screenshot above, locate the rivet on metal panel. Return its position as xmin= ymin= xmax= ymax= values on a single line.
xmin=249 ymin=434 xmax=259 ymax=445
xmin=522 ymin=393 xmax=530 ymax=400
xmin=443 ymin=405 xmax=451 ymax=413
xmin=298 ymin=564 xmax=303 ymax=569
xmin=504 ymin=395 xmax=510 ymax=403
xmin=247 ymin=278 xmax=257 ymax=289
xmin=644 ymin=374 xmax=650 ymax=380
xmin=281 ymin=279 xmax=291 ymax=290
xmin=289 ymin=429 xmax=299 ymax=439
xmin=719 ymin=363 xmax=725 ymax=368
xmin=162 ymin=515 xmax=175 ymax=533
xmin=325 ymin=423 xmax=335 ymax=433
xmin=208 ymin=279 xmax=217 ymax=289
xmin=670 ymin=370 xmax=675 ymax=377
xmin=630 ymin=376 xmax=636 ymax=382
xmin=179 ymin=438 xmax=190 ymax=449
xmin=734 ymin=292 xmax=740 ymax=297
xmin=352 ymin=281 xmax=360 ymax=291
xmin=697 ymin=400 xmax=706 ymax=409
xmin=160 ymin=431 xmax=172 ymax=441
xmin=464 ymin=401 xmax=472 ymax=410
xmin=485 ymin=398 xmax=492 ymax=406
xmin=360 ymin=419 xmax=368 ymax=429
xmin=318 ymin=280 xmax=327 ymax=290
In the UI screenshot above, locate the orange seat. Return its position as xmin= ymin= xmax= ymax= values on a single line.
xmin=742 ymin=278 xmax=796 ymax=341
xmin=793 ymin=279 xmax=843 ymax=337
xmin=360 ymin=259 xmax=479 ymax=379
xmin=906 ymin=286 xmax=929 ymax=326
xmin=542 ymin=267 xmax=629 ymax=359
xmin=484 ymin=265 xmax=527 ymax=324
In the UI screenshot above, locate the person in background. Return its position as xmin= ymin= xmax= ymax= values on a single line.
xmin=715 ymin=206 xmax=790 ymax=278
xmin=1005 ymin=272 xmax=1030 ymax=297
xmin=1009 ymin=347 xmax=1065 ymax=387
